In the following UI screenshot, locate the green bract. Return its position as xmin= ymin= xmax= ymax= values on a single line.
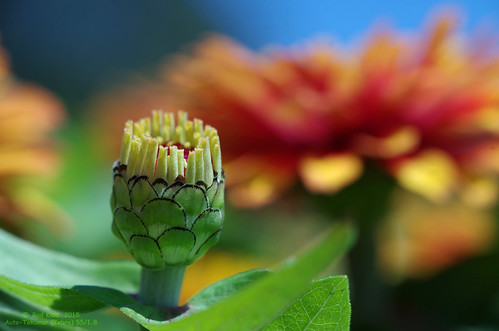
xmin=111 ymin=111 xmax=224 ymax=268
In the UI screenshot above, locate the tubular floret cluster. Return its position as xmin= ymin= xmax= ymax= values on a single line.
xmin=119 ymin=110 xmax=222 ymax=185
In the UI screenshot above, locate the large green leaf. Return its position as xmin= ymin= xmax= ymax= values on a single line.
xmin=0 ymin=275 xmax=351 ymax=331
xmin=0 ymin=276 xmax=106 ymax=312
xmin=0 ymin=224 xmax=355 ymax=330
xmin=137 ymin=223 xmax=355 ymax=330
xmin=0 ymin=269 xmax=271 ymax=322
xmin=264 ymin=276 xmax=350 ymax=330
xmin=188 ymin=269 xmax=272 ymax=312
xmin=0 ymin=228 xmax=139 ymax=293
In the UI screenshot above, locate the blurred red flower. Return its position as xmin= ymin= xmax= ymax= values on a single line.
xmin=93 ymin=14 xmax=499 ymax=207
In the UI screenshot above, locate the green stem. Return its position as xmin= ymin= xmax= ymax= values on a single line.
xmin=313 ymin=164 xmax=395 ymax=329
xmin=346 ymin=167 xmax=394 ymax=329
xmin=139 ymin=265 xmax=186 ymax=308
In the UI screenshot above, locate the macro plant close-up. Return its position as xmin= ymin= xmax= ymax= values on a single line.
xmin=1 ymin=1 xmax=499 ymax=330
xmin=111 ymin=111 xmax=225 ymax=307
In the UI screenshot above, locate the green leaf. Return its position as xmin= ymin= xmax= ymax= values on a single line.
xmin=113 ymin=269 xmax=273 ymax=325
xmin=137 ymin=223 xmax=356 ymax=330
xmin=0 ymin=224 xmax=355 ymax=331
xmin=188 ymin=269 xmax=272 ymax=312
xmin=0 ymin=276 xmax=106 ymax=312
xmin=0 ymin=297 xmax=138 ymax=331
xmin=0 ymin=304 xmax=79 ymax=330
xmin=0 ymin=244 xmax=270 ymax=316
xmin=0 ymin=227 xmax=140 ymax=293
xmin=263 ymin=276 xmax=351 ymax=330
xmin=0 ymin=277 xmax=146 ymax=328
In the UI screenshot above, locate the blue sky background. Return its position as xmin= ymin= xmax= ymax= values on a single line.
xmin=0 ymin=0 xmax=497 ymax=107
xmin=185 ymin=0 xmax=499 ymax=48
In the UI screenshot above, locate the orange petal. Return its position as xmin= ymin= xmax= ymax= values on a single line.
xmin=474 ymin=107 xmax=499 ymax=134
xmin=0 ymin=147 xmax=58 ymax=176
xmin=0 ymin=85 xmax=64 ymax=144
xmin=299 ymin=154 xmax=363 ymax=194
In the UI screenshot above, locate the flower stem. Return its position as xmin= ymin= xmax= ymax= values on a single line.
xmin=139 ymin=265 xmax=186 ymax=308
xmin=313 ymin=164 xmax=395 ymax=329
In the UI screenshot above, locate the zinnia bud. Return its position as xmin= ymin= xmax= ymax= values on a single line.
xmin=111 ymin=111 xmax=224 ymax=268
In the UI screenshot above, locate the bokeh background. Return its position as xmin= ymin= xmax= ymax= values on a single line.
xmin=1 ymin=1 xmax=499 ymax=330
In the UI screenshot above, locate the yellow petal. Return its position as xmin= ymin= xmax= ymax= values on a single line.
xmin=460 ymin=176 xmax=498 ymax=208
xmin=0 ymin=147 xmax=58 ymax=176
xmin=228 ymin=174 xmax=287 ymax=208
xmin=299 ymin=154 xmax=363 ymax=193
xmin=394 ymin=149 xmax=458 ymax=202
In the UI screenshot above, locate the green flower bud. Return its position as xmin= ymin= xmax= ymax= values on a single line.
xmin=111 ymin=111 xmax=224 ymax=269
